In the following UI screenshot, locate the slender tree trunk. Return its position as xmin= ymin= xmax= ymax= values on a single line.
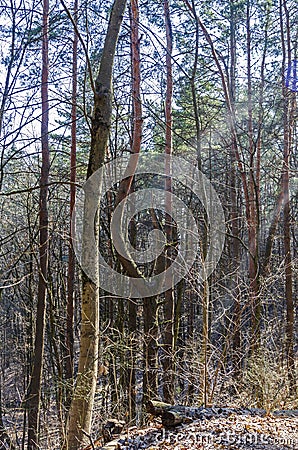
xmin=283 ymin=114 xmax=296 ymax=394
xmin=280 ymin=0 xmax=296 ymax=395
xmin=26 ymin=0 xmax=49 ymax=447
xmin=258 ymin=1 xmax=283 ymax=280
xmin=143 ymin=296 xmax=158 ymax=401
xmin=0 ymin=375 xmax=15 ymax=449
xmin=126 ymin=0 xmax=142 ymax=419
xmin=107 ymin=0 xmax=143 ymax=417
xmin=65 ymin=0 xmax=78 ymax=410
xmin=65 ymin=1 xmax=127 ymax=448
xmin=161 ymin=0 xmax=175 ymax=405
xmin=186 ymin=292 xmax=195 ymax=403
xmin=187 ymin=0 xmax=210 ymax=402
xmin=128 ymin=296 xmax=137 ymax=421
xmin=261 ymin=187 xmax=283 ymax=277
xmin=47 ymin=282 xmax=64 ymax=435
xmin=246 ymin=0 xmax=260 ymax=352
xmin=229 ymin=0 xmax=241 ymax=371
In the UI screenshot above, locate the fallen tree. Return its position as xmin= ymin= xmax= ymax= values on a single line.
xmin=146 ymin=400 xmax=298 ymax=427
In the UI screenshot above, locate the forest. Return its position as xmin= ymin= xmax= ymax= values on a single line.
xmin=0 ymin=0 xmax=297 ymax=449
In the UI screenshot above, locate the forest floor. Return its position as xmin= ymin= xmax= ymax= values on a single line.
xmin=100 ymin=411 xmax=298 ymax=450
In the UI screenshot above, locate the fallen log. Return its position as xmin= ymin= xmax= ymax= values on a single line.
xmin=147 ymin=400 xmax=224 ymax=426
xmin=162 ymin=409 xmax=189 ymax=427
xmin=146 ymin=400 xmax=275 ymax=427
xmin=146 ymin=400 xmax=173 ymax=415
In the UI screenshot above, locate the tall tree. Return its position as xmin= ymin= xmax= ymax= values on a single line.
xmin=26 ymin=0 xmax=50 ymax=447
xmin=280 ymin=0 xmax=296 ymax=395
xmin=127 ymin=0 xmax=142 ymax=420
xmin=246 ymin=0 xmax=261 ymax=352
xmin=229 ymin=0 xmax=241 ymax=370
xmin=65 ymin=1 xmax=127 ymax=448
xmin=65 ymin=0 xmax=79 ymax=408
xmin=162 ymin=0 xmax=175 ymax=404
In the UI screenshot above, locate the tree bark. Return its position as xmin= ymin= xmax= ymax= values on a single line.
xmin=162 ymin=0 xmax=175 ymax=405
xmin=280 ymin=0 xmax=296 ymax=395
xmin=0 ymin=375 xmax=15 ymax=449
xmin=123 ymin=1 xmax=142 ymax=418
xmin=65 ymin=1 xmax=127 ymax=448
xmin=26 ymin=0 xmax=49 ymax=447
xmin=229 ymin=0 xmax=242 ymax=370
xmin=187 ymin=0 xmax=211 ymax=402
xmin=65 ymin=0 xmax=78 ymax=410
xmin=143 ymin=296 xmax=158 ymax=401
xmin=246 ymin=0 xmax=260 ymax=353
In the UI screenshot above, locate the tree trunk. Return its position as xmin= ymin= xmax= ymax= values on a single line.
xmin=261 ymin=187 xmax=283 ymax=277
xmin=143 ymin=296 xmax=158 ymax=401
xmin=26 ymin=0 xmax=49 ymax=447
xmin=65 ymin=1 xmax=127 ymax=448
xmin=228 ymin=0 xmax=242 ymax=372
xmin=162 ymin=0 xmax=175 ymax=405
xmin=125 ymin=1 xmax=142 ymax=419
xmin=187 ymin=0 xmax=211 ymax=402
xmin=283 ymin=146 xmax=296 ymax=394
xmin=246 ymin=0 xmax=261 ymax=353
xmin=65 ymin=0 xmax=78 ymax=410
xmin=0 ymin=375 xmax=15 ymax=449
xmin=280 ymin=0 xmax=296 ymax=395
